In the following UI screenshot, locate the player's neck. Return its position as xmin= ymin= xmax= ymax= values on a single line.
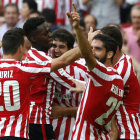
xmin=3 ymin=54 xmax=20 ymax=61
xmin=104 ymin=60 xmax=112 ymax=67
xmin=32 ymin=45 xmax=48 ymax=53
xmin=112 ymin=51 xmax=123 ymax=66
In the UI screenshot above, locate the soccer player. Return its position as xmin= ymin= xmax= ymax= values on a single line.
xmin=66 ymin=4 xmax=124 ymax=140
xmin=100 ymin=26 xmax=140 ymax=140
xmin=0 ymin=27 xmax=82 ymax=140
xmin=23 ymin=17 xmax=84 ymax=140
xmin=50 ymin=28 xmax=88 ymax=140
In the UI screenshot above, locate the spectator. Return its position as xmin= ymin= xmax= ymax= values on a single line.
xmin=123 ymin=5 xmax=140 ymax=63
xmin=19 ymin=0 xmax=37 ymax=27
xmin=42 ymin=8 xmax=58 ymax=32
xmin=84 ymin=14 xmax=97 ymax=34
xmin=29 ymin=10 xmax=41 ymax=18
xmin=0 ymin=16 xmax=5 ymax=26
xmin=0 ymin=3 xmax=21 ymax=58
xmin=82 ymin=0 xmax=125 ymax=29
xmin=0 ymin=3 xmax=21 ymax=39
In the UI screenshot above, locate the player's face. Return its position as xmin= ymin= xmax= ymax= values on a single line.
xmin=34 ymin=22 xmax=53 ymax=51
xmin=91 ymin=39 xmax=107 ymax=64
xmin=51 ymin=39 xmax=69 ymax=58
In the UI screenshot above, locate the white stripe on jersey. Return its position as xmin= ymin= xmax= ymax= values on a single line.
xmin=89 ymin=124 xmax=94 ymax=140
xmin=116 ymin=60 xmax=124 ymax=75
xmin=40 ymin=108 xmax=43 ymax=124
xmin=34 ymin=107 xmax=39 ymax=124
xmin=123 ymin=55 xmax=131 ymax=85
xmin=24 ymin=115 xmax=28 ymax=138
xmin=0 ymin=61 xmax=51 ymax=74
xmin=80 ymin=120 xmax=87 ymax=139
xmin=15 ymin=114 xmax=22 ymax=137
xmin=116 ymin=110 xmax=126 ymax=138
xmin=5 ymin=116 xmax=15 ymax=136
xmin=72 ymin=79 xmax=90 ymax=140
xmin=131 ymin=114 xmax=140 ymax=139
xmin=0 ymin=118 xmax=6 ymax=135
xmin=50 ymin=71 xmax=73 ymax=89
xmin=91 ymin=67 xmax=122 ymax=81
xmin=122 ymin=103 xmax=134 ymax=139
xmin=29 ymin=102 xmax=35 ymax=120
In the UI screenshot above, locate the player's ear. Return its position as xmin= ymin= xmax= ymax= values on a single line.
xmin=107 ymin=51 xmax=114 ymax=59
xmin=18 ymin=44 xmax=24 ymax=54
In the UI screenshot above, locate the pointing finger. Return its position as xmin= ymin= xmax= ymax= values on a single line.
xmin=72 ymin=3 xmax=77 ymax=12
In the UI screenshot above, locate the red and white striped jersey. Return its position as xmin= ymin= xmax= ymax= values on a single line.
xmin=113 ymin=54 xmax=140 ymax=139
xmin=2 ymin=0 xmax=23 ymax=11
xmin=42 ymin=0 xmax=78 ymax=25
xmin=71 ymin=61 xmax=124 ymax=140
xmin=0 ymin=59 xmax=51 ymax=139
xmin=52 ymin=58 xmax=88 ymax=140
xmin=26 ymin=48 xmax=75 ymax=124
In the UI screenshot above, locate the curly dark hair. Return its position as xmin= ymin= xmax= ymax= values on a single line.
xmin=23 ymin=17 xmax=45 ymax=40
xmin=52 ymin=28 xmax=75 ymax=49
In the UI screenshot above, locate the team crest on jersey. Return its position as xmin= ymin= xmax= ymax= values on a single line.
xmin=37 ymin=61 xmax=44 ymax=65
xmin=58 ymin=68 xmax=65 ymax=76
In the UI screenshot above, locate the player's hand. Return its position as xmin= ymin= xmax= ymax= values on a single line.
xmin=88 ymin=27 xmax=102 ymax=44
xmin=69 ymin=79 xmax=84 ymax=93
xmin=123 ymin=85 xmax=129 ymax=97
xmin=51 ymin=103 xmax=64 ymax=119
xmin=66 ymin=3 xmax=80 ymax=29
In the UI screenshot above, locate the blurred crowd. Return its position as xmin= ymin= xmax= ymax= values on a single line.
xmin=0 ymin=0 xmax=140 ymax=85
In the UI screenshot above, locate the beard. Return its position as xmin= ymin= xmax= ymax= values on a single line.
xmin=94 ymin=53 xmax=107 ymax=64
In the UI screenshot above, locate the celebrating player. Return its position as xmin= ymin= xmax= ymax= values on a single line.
xmin=0 ymin=27 xmax=83 ymax=140
xmin=66 ymin=3 xmax=124 ymax=140
xmin=100 ymin=26 xmax=140 ymax=140
xmin=51 ymin=28 xmax=88 ymax=140
xmin=23 ymin=17 xmax=85 ymax=140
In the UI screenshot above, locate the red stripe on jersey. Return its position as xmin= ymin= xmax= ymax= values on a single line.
xmin=85 ymin=122 xmax=90 ymax=140
xmin=52 ymin=59 xmax=87 ymax=140
xmin=55 ymin=117 xmax=63 ymax=140
xmin=114 ymin=54 xmax=140 ymax=139
xmin=41 ymin=124 xmax=47 ymax=140
xmin=63 ymin=117 xmax=71 ymax=140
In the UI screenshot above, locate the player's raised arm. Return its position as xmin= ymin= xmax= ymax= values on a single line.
xmin=67 ymin=3 xmax=97 ymax=70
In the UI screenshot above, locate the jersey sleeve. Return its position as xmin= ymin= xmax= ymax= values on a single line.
xmin=116 ymin=56 xmax=132 ymax=85
xmin=20 ymin=60 xmax=52 ymax=77
xmin=49 ymin=68 xmax=75 ymax=92
xmin=87 ymin=61 xmax=122 ymax=86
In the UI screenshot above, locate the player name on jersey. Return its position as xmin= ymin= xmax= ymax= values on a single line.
xmin=0 ymin=70 xmax=13 ymax=78
xmin=110 ymin=84 xmax=124 ymax=97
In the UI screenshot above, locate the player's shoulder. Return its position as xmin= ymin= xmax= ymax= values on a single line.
xmin=27 ymin=48 xmax=52 ymax=61
xmin=94 ymin=61 xmax=122 ymax=80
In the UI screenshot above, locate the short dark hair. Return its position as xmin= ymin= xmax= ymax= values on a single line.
xmin=30 ymin=10 xmax=41 ymax=16
xmin=23 ymin=17 xmax=45 ymax=40
xmin=42 ymin=8 xmax=56 ymax=23
xmin=52 ymin=28 xmax=75 ymax=49
xmin=93 ymin=34 xmax=117 ymax=62
xmin=101 ymin=26 xmax=123 ymax=51
xmin=2 ymin=28 xmax=25 ymax=55
xmin=23 ymin=0 xmax=37 ymax=11
xmin=5 ymin=3 xmax=19 ymax=13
